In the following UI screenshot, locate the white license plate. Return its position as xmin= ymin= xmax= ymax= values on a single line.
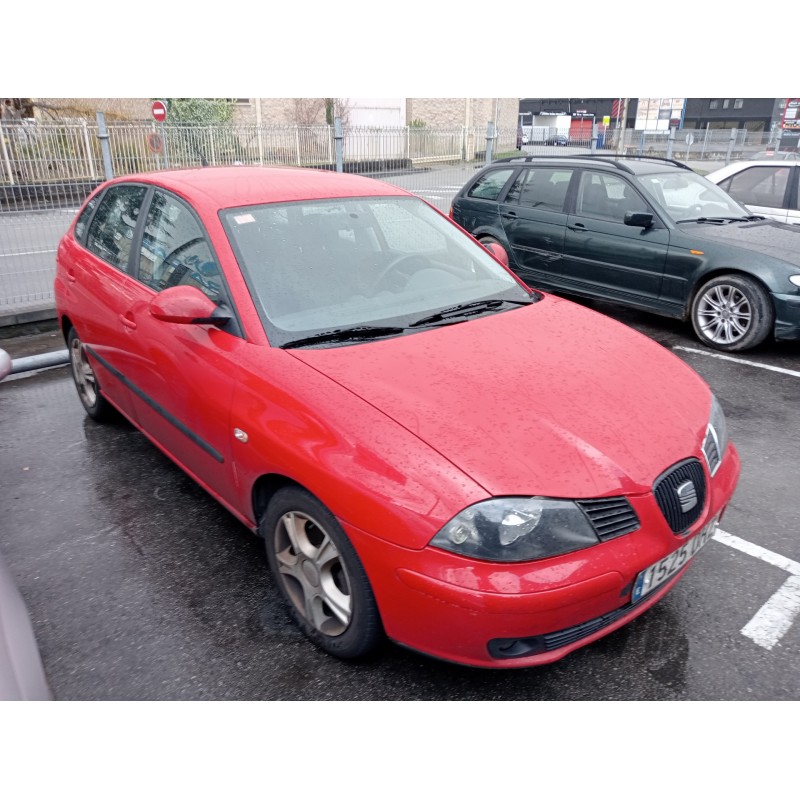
xmin=631 ymin=517 xmax=718 ymax=603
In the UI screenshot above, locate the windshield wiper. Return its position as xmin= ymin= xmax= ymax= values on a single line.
xmin=677 ymin=215 xmax=766 ymax=224
xmin=408 ymin=298 xmax=533 ymax=329
xmin=280 ymin=325 xmax=406 ymax=349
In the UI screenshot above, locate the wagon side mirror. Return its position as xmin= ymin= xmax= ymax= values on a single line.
xmin=625 ymin=211 xmax=654 ymax=228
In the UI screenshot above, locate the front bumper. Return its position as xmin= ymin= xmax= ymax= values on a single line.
xmin=773 ymin=292 xmax=800 ymax=341
xmin=344 ymin=443 xmax=741 ymax=668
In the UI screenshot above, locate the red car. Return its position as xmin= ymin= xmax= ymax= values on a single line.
xmin=54 ymin=166 xmax=740 ymax=668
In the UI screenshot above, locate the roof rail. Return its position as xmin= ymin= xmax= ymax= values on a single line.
xmin=490 ymin=153 xmax=693 ymax=173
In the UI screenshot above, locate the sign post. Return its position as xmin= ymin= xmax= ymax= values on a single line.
xmin=152 ymin=100 xmax=169 ymax=168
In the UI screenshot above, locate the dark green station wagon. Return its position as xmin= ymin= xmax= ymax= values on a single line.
xmin=450 ymin=155 xmax=800 ymax=351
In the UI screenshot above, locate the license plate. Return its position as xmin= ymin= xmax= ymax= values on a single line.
xmin=631 ymin=516 xmax=718 ymax=603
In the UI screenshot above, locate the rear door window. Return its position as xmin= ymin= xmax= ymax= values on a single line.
xmin=506 ymin=167 xmax=573 ymax=212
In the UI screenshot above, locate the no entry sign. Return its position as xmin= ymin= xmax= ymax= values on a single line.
xmin=151 ymin=100 xmax=167 ymax=123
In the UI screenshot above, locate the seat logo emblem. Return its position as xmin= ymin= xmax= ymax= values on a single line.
xmin=676 ymin=480 xmax=698 ymax=513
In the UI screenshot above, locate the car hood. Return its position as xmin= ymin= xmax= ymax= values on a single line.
xmin=289 ymin=296 xmax=710 ymax=499
xmin=683 ymin=218 xmax=800 ymax=264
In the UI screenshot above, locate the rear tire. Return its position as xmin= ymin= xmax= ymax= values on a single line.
xmin=261 ymin=487 xmax=383 ymax=660
xmin=690 ymin=274 xmax=773 ymax=352
xmin=67 ymin=327 xmax=115 ymax=421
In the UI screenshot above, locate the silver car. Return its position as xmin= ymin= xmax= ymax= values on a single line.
xmin=705 ymin=160 xmax=800 ymax=225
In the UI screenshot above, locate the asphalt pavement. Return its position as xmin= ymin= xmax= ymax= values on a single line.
xmin=1 ymin=303 xmax=798 ymax=701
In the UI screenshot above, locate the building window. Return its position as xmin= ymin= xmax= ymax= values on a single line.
xmin=710 ymin=100 xmax=719 ymax=110
xmin=723 ymin=99 xmax=731 ymax=109
xmin=734 ymin=99 xmax=744 ymax=109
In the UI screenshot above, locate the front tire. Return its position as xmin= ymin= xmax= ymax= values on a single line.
xmin=67 ymin=327 xmax=114 ymax=421
xmin=690 ymin=275 xmax=774 ymax=352
xmin=261 ymin=487 xmax=383 ymax=660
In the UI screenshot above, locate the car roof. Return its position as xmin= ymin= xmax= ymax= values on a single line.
xmin=485 ymin=155 xmax=692 ymax=177
xmin=106 ymin=166 xmax=410 ymax=209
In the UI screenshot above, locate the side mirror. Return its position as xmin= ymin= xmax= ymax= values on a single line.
xmin=485 ymin=241 xmax=509 ymax=266
xmin=149 ymin=285 xmax=230 ymax=327
xmin=624 ymin=211 xmax=654 ymax=228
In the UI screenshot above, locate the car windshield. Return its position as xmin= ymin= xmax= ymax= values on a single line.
xmin=220 ymin=195 xmax=532 ymax=346
xmin=635 ymin=171 xmax=751 ymax=222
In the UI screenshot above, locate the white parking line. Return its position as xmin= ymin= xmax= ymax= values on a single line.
xmin=0 ymin=248 xmax=58 ymax=258
xmin=674 ymin=346 xmax=800 ymax=379
xmin=714 ymin=528 xmax=800 ymax=649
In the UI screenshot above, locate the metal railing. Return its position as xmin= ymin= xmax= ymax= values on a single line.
xmin=0 ymin=118 xmax=789 ymax=322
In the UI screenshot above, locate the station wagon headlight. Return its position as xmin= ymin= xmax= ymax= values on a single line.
xmin=430 ymin=497 xmax=599 ymax=562
xmin=789 ymin=275 xmax=800 ymax=288
xmin=703 ymin=394 xmax=729 ymax=476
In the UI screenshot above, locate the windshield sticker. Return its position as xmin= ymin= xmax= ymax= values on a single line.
xmin=234 ymin=214 xmax=256 ymax=225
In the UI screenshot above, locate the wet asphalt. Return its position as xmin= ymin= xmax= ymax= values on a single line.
xmin=0 ymin=306 xmax=798 ymax=700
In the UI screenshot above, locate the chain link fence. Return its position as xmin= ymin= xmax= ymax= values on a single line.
xmin=0 ymin=118 xmax=781 ymax=323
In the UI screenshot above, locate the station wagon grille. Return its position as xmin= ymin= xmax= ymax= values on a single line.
xmin=576 ymin=497 xmax=640 ymax=540
xmin=653 ymin=459 xmax=707 ymax=534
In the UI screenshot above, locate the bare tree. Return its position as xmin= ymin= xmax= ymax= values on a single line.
xmin=293 ymin=98 xmax=326 ymax=126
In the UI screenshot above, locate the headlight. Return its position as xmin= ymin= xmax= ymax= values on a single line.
xmin=703 ymin=394 xmax=729 ymax=476
xmin=789 ymin=276 xmax=800 ymax=288
xmin=429 ymin=497 xmax=600 ymax=562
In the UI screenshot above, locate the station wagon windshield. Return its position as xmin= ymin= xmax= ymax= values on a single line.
xmin=635 ymin=171 xmax=751 ymax=222
xmin=221 ymin=196 xmax=532 ymax=346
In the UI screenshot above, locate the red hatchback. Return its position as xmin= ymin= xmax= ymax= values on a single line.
xmin=54 ymin=166 xmax=740 ymax=668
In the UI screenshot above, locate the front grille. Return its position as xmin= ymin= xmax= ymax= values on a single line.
xmin=653 ymin=458 xmax=706 ymax=534
xmin=703 ymin=428 xmax=721 ymax=475
xmin=576 ymin=497 xmax=640 ymax=541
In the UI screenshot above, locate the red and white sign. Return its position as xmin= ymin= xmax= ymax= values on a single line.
xmin=151 ymin=101 xmax=167 ymax=123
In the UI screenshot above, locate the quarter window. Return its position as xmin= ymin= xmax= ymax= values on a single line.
xmin=467 ymin=168 xmax=515 ymax=200
xmin=139 ymin=190 xmax=223 ymax=301
xmin=85 ymin=185 xmax=147 ymax=272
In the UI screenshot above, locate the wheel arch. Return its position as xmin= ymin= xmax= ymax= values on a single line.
xmin=251 ymin=473 xmax=308 ymax=534
xmin=686 ymin=267 xmax=774 ymax=319
xmin=59 ymin=314 xmax=75 ymax=344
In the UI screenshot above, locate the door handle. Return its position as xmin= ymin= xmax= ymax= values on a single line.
xmin=66 ymin=269 xmax=77 ymax=283
xmin=568 ymin=222 xmax=587 ymax=231
xmin=120 ymin=313 xmax=137 ymax=330
xmin=501 ymin=211 xmax=518 ymax=219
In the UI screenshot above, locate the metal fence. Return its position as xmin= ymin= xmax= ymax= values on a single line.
xmin=0 ymin=118 xmax=784 ymax=324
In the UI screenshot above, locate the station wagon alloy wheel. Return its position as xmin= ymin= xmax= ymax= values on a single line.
xmin=691 ymin=275 xmax=773 ymax=352
xmin=695 ymin=284 xmax=752 ymax=344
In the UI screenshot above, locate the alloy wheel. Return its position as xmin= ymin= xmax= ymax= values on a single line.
xmin=273 ymin=510 xmax=352 ymax=636
xmin=694 ymin=283 xmax=752 ymax=346
xmin=70 ymin=336 xmax=99 ymax=408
